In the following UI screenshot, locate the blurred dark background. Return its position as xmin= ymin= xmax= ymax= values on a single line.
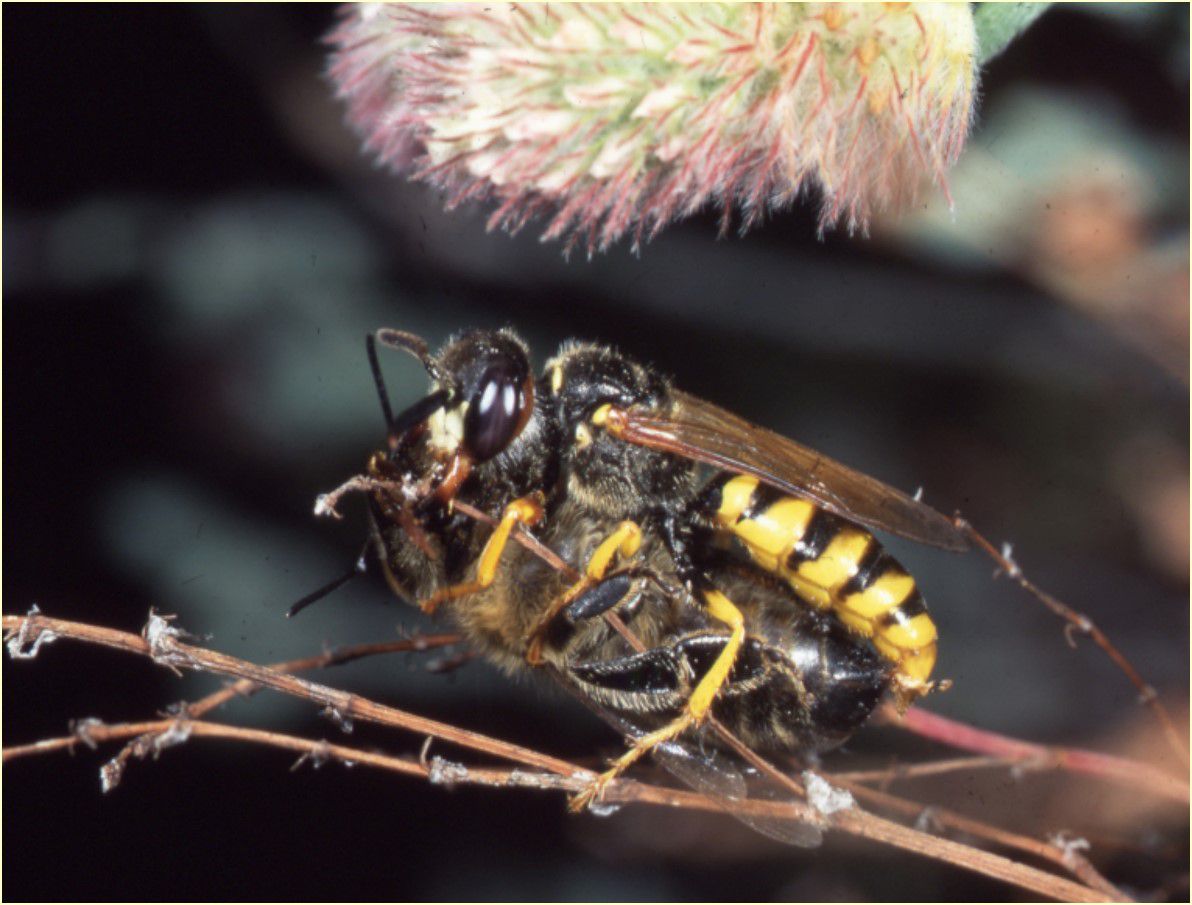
xmin=4 ymin=5 xmax=1187 ymax=901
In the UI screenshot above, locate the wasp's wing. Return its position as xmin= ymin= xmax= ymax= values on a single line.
xmin=615 ymin=390 xmax=969 ymax=552
xmin=652 ymin=738 xmax=823 ymax=848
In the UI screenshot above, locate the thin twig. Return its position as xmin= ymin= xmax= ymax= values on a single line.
xmin=3 ymin=613 xmax=585 ymax=778
xmin=883 ymin=705 xmax=1188 ymax=804
xmin=3 ymin=634 xmax=463 ymax=762
xmin=710 ymin=713 xmax=1098 ymax=901
xmin=833 ymin=775 xmax=1127 ymax=900
xmin=181 ymin=719 xmax=1113 ymax=903
xmin=825 ymin=802 xmax=1114 ymax=903
xmin=453 ymin=499 xmax=581 ymax=580
xmin=834 ymin=755 xmax=1022 ymax=784
xmin=955 ymin=517 xmax=1187 ymax=764
xmin=177 ymin=717 xmax=1131 ymax=903
xmin=3 ymin=611 xmax=1114 ymax=902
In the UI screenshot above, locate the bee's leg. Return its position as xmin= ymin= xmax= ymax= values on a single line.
xmin=569 ymin=587 xmax=745 ymax=813
xmin=418 ymin=496 xmax=544 ymax=615
xmin=525 ymin=520 xmax=642 ymax=665
xmin=528 ymin=571 xmax=661 ymax=664
xmin=561 ymin=572 xmax=637 ymax=624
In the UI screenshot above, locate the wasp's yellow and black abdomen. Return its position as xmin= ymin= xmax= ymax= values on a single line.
xmin=706 ymin=474 xmax=938 ymax=687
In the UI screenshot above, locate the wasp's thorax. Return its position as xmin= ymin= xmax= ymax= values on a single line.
xmin=545 ymin=341 xmax=697 ymax=522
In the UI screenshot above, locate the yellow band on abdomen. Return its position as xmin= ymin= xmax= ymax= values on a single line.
xmin=710 ymin=475 xmax=939 ymax=690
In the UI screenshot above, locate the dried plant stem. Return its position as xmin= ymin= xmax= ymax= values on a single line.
xmin=176 ymin=720 xmax=1118 ymax=904
xmin=884 ymin=704 xmax=1188 ymax=804
xmin=4 ymin=634 xmax=463 ymax=762
xmin=4 ymin=611 xmax=1116 ymax=901
xmin=956 ymin=517 xmax=1188 ymax=764
xmin=712 ymin=708 xmax=1122 ymax=900
xmin=834 ymin=754 xmax=1023 ymax=784
xmin=826 ymin=805 xmax=1114 ymax=903
xmin=835 ymin=776 xmax=1127 ymax=900
xmin=3 ymin=613 xmax=582 ymax=778
xmin=455 ymin=500 xmax=580 ymax=579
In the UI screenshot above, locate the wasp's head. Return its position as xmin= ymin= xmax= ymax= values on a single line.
xmin=378 ymin=328 xmax=554 ymax=513
xmin=424 ymin=329 xmax=536 ymax=463
xmin=365 ymin=327 xmax=554 ymax=599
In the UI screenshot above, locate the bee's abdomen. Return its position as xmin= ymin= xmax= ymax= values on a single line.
xmin=705 ymin=474 xmax=937 ymax=686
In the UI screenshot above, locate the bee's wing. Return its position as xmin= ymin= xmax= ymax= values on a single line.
xmin=614 ymin=390 xmax=969 ymax=552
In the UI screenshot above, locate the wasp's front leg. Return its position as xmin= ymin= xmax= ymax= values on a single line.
xmin=524 ymin=520 xmax=642 ymax=666
xmin=419 ymin=495 xmax=544 ymax=615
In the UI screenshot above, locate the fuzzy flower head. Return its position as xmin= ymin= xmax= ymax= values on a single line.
xmin=328 ymin=3 xmax=977 ymax=256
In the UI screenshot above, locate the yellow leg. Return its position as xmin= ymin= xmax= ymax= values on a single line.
xmin=419 ymin=497 xmax=543 ymax=615
xmin=525 ymin=521 xmax=642 ymax=665
xmin=587 ymin=521 xmax=643 ymax=579
xmin=569 ymin=588 xmax=745 ymax=812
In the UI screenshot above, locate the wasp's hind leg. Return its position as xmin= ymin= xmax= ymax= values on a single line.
xmin=569 ymin=587 xmax=746 ymax=813
xmin=419 ymin=496 xmax=544 ymax=615
xmin=525 ymin=520 xmax=642 ymax=665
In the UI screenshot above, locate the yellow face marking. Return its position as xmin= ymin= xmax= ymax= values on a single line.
xmin=574 ymin=423 xmax=592 ymax=448
xmin=795 ymin=528 xmax=871 ymax=591
xmin=427 ymin=403 xmax=467 ymax=455
xmin=841 ymin=572 xmax=916 ymax=620
xmin=549 ymin=364 xmax=564 ymax=395
xmin=591 ymin=403 xmax=612 ymax=426
xmin=715 ymin=475 xmax=759 ymax=526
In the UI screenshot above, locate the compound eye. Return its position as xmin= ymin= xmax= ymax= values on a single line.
xmin=463 ymin=360 xmax=532 ymax=461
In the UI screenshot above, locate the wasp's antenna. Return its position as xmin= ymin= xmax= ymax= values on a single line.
xmin=374 ymin=328 xmax=450 ymax=385
xmin=286 ymin=550 xmax=369 ymax=619
xmin=368 ymin=334 xmax=451 ymax=452
xmin=375 ymin=327 xmax=430 ymax=362
xmin=369 ymin=330 xmax=454 ymax=451
xmin=366 ymin=332 xmax=399 ymax=437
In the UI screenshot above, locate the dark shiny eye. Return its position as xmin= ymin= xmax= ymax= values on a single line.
xmin=463 ymin=360 xmax=532 ymax=461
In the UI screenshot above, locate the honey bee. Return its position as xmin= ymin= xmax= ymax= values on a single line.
xmin=321 ymin=327 xmax=967 ymax=841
